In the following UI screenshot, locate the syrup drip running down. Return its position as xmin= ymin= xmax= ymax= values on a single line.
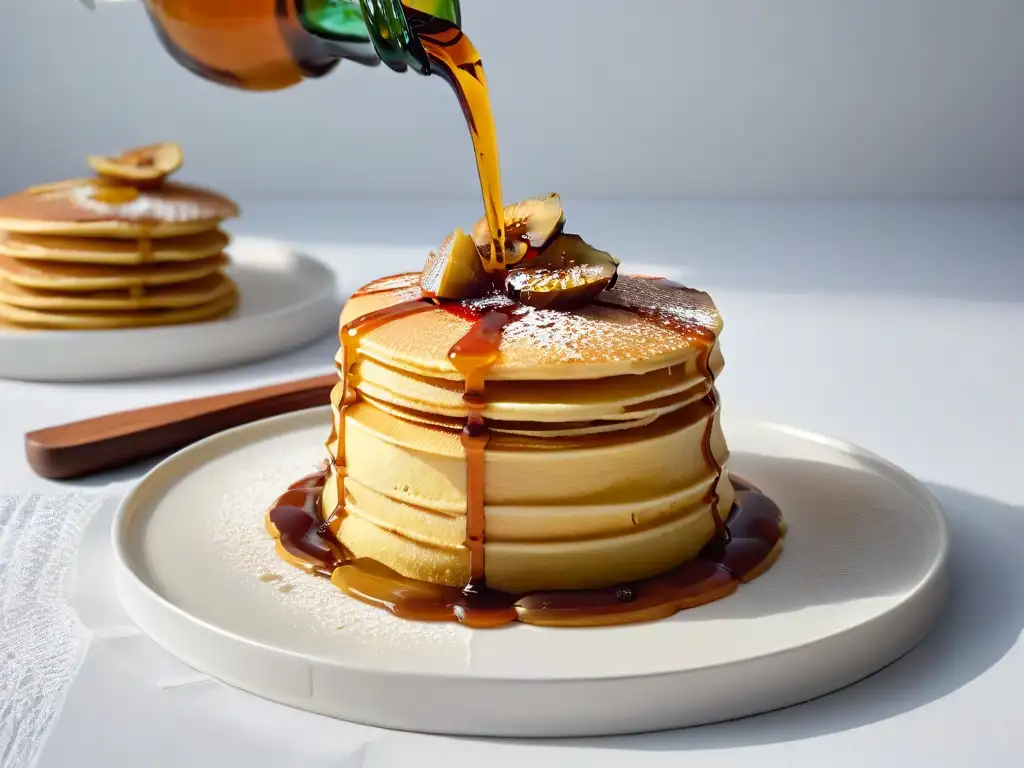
xmin=138 ymin=232 xmax=153 ymax=264
xmin=446 ymin=308 xmax=518 ymax=581
xmin=699 ymin=341 xmax=728 ymax=541
xmin=595 ymin=297 xmax=728 ymax=539
xmin=331 ymin=298 xmax=437 ymax=470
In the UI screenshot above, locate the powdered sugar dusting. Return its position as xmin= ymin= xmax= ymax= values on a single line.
xmin=500 ymin=307 xmax=602 ymax=361
xmin=494 ymin=276 xmax=720 ymax=364
xmin=208 ymin=459 xmax=459 ymax=649
xmin=66 ymin=184 xmax=227 ymax=222
xmin=603 ymin=276 xmax=719 ymax=333
xmin=463 ymin=292 xmax=520 ymax=313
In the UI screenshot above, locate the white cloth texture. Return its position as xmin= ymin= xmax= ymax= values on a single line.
xmin=1 ymin=492 xmax=106 ymax=768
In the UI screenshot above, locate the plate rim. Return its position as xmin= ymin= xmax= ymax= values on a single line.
xmin=111 ymin=406 xmax=950 ymax=684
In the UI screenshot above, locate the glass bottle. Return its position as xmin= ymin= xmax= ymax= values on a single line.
xmin=109 ymin=0 xmax=460 ymax=91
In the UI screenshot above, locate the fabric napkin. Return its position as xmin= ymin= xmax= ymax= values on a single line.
xmin=24 ymin=496 xmax=384 ymax=768
xmin=0 ymin=492 xmax=108 ymax=768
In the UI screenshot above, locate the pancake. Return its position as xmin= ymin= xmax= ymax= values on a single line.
xmin=0 ymin=229 xmax=229 ymax=265
xmin=0 ymin=286 xmax=237 ymax=330
xmin=0 ymin=253 xmax=228 ymax=292
xmin=312 ymin=273 xmax=735 ymax=594
xmin=339 ymin=272 xmax=722 ymax=381
xmin=0 ymin=179 xmax=239 ymax=238
xmin=345 ymin=345 xmax=724 ymax=424
xmin=0 ymin=272 xmax=235 ymax=312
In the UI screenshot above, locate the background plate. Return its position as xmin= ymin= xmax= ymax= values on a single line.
xmin=113 ymin=407 xmax=949 ymax=737
xmin=0 ymin=237 xmax=339 ymax=381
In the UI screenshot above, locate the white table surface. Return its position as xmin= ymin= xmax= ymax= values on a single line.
xmin=9 ymin=199 xmax=1023 ymax=766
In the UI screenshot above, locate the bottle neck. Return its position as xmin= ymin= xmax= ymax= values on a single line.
xmin=299 ymin=0 xmax=461 ymax=75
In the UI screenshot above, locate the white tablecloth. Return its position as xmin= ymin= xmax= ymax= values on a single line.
xmin=2 ymin=200 xmax=1022 ymax=767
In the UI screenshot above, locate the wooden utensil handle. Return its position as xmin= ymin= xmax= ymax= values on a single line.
xmin=25 ymin=373 xmax=338 ymax=479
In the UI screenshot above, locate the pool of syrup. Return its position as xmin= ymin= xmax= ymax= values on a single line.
xmin=266 ymin=467 xmax=784 ymax=628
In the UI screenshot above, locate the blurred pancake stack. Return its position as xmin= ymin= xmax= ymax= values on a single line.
xmin=0 ymin=142 xmax=240 ymax=330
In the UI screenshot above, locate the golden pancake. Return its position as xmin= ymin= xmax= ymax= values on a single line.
xmin=340 ymin=273 xmax=722 ymax=381
xmin=0 ymin=286 xmax=237 ymax=330
xmin=0 ymin=272 xmax=235 ymax=312
xmin=310 ymin=273 xmax=736 ymax=593
xmin=345 ymin=344 xmax=724 ymax=425
xmin=0 ymin=254 xmax=228 ymax=292
xmin=0 ymin=229 xmax=229 ymax=265
xmin=0 ymin=179 xmax=239 ymax=238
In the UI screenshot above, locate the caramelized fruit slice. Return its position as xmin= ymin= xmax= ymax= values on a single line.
xmin=421 ymin=228 xmax=492 ymax=300
xmin=528 ymin=233 xmax=621 ymax=272
xmin=87 ymin=142 xmax=184 ymax=186
xmin=505 ymin=263 xmax=616 ymax=310
xmin=505 ymin=234 xmax=619 ymax=309
xmin=472 ymin=194 xmax=565 ymax=269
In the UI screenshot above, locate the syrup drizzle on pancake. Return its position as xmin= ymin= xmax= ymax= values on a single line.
xmin=139 ymin=227 xmax=154 ymax=264
xmin=447 ymin=308 xmax=518 ymax=581
xmin=269 ymin=273 xmax=780 ymax=627
xmin=331 ymin=297 xmax=438 ymax=464
xmin=594 ymin=295 xmax=728 ymax=540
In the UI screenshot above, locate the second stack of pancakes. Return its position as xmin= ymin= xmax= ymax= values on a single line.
xmin=0 ymin=142 xmax=239 ymax=330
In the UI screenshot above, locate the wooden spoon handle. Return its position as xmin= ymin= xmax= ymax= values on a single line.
xmin=25 ymin=373 xmax=338 ymax=479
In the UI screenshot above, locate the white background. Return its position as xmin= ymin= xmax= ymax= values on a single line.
xmin=2 ymin=0 xmax=1024 ymax=198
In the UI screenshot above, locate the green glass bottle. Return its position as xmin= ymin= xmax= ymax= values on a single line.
xmin=311 ymin=1 xmax=462 ymax=74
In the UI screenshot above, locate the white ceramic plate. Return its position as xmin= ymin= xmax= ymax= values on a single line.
xmin=113 ymin=407 xmax=949 ymax=737
xmin=0 ymin=237 xmax=340 ymax=381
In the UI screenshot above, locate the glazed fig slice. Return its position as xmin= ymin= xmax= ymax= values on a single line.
xmin=421 ymin=228 xmax=492 ymax=300
xmin=472 ymin=194 xmax=565 ymax=269
xmin=505 ymin=263 xmax=616 ymax=310
xmin=504 ymin=234 xmax=619 ymax=309
xmin=527 ymin=233 xmax=621 ymax=272
xmin=87 ymin=142 xmax=184 ymax=186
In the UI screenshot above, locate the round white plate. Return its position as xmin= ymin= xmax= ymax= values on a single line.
xmin=113 ymin=407 xmax=949 ymax=738
xmin=0 ymin=237 xmax=340 ymax=381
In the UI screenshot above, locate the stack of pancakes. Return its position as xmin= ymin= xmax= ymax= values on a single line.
xmin=322 ymin=273 xmax=734 ymax=594
xmin=0 ymin=143 xmax=239 ymax=330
